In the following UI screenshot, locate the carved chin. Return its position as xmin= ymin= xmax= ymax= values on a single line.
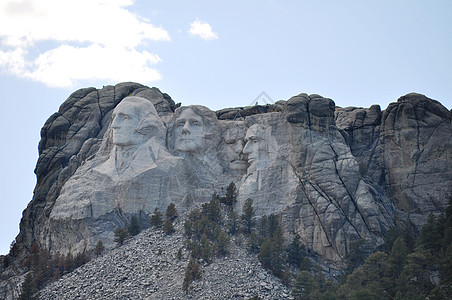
xmin=230 ymin=160 xmax=248 ymax=171
xmin=175 ymin=141 xmax=200 ymax=152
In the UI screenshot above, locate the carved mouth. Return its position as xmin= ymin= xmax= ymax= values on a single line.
xmin=230 ymin=160 xmax=247 ymax=166
xmin=247 ymin=158 xmax=256 ymax=164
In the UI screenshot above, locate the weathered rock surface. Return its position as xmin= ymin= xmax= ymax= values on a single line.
xmin=38 ymin=224 xmax=291 ymax=300
xmin=2 ymin=84 xmax=451 ymax=299
xmin=17 ymin=83 xmax=178 ymax=257
xmin=336 ymin=93 xmax=452 ymax=227
xmin=15 ymin=85 xmax=452 ymax=260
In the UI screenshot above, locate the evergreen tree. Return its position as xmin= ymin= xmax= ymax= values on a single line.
xmin=202 ymin=197 xmax=221 ymax=223
xmin=215 ymin=231 xmax=230 ymax=256
xmin=182 ymin=259 xmax=201 ymax=293
xmin=114 ymin=228 xmax=129 ymax=246
xmin=288 ymin=234 xmax=306 ymax=267
xmin=166 ymin=202 xmax=178 ymax=222
xmin=94 ymin=240 xmax=104 ymax=257
xmin=386 ymin=237 xmax=408 ymax=280
xmin=440 ymin=242 xmax=452 ymax=285
xmin=176 ymin=248 xmax=183 ymax=260
xmin=417 ymin=213 xmax=442 ymax=257
xmin=162 ymin=218 xmax=175 ymax=235
xmin=258 ymin=215 xmax=268 ymax=238
xmin=200 ymin=233 xmax=212 ymax=262
xmin=227 ymin=210 xmax=238 ymax=235
xmin=292 ymin=271 xmax=316 ymax=300
xmin=270 ymin=225 xmax=285 ymax=277
xmin=19 ymin=272 xmax=39 ymax=300
xmin=128 ymin=215 xmax=140 ymax=236
xmin=345 ymin=239 xmax=367 ymax=274
xmin=395 ymin=248 xmax=432 ymax=297
xmin=299 ymin=257 xmax=312 ymax=271
xmin=150 ymin=207 xmax=163 ymax=228
xmin=258 ymin=238 xmax=273 ymax=270
xmin=241 ymin=198 xmax=256 ymax=234
xmin=221 ymin=182 xmax=237 ymax=206
xmin=248 ymin=232 xmax=260 ymax=253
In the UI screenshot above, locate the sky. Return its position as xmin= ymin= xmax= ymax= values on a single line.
xmin=0 ymin=0 xmax=451 ymax=255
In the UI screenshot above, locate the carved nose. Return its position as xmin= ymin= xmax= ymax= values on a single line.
xmin=243 ymin=142 xmax=251 ymax=154
xmin=111 ymin=117 xmax=120 ymax=129
xmin=182 ymin=122 xmax=190 ymax=134
xmin=235 ymin=140 xmax=244 ymax=153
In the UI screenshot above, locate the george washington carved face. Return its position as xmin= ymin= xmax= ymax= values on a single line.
xmin=110 ymin=96 xmax=164 ymax=148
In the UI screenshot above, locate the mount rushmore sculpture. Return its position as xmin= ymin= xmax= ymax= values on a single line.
xmin=17 ymin=82 xmax=452 ymax=264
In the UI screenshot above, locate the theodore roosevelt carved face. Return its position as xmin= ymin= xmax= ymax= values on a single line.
xmin=222 ymin=123 xmax=248 ymax=172
xmin=243 ymin=124 xmax=276 ymax=174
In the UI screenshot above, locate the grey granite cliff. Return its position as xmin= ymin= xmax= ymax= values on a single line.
xmin=2 ymin=83 xmax=451 ymax=299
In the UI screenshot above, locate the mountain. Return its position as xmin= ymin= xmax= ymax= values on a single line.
xmin=1 ymin=82 xmax=451 ymax=299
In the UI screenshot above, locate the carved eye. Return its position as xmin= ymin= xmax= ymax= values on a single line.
xmin=192 ymin=121 xmax=200 ymax=126
xmin=176 ymin=121 xmax=185 ymax=127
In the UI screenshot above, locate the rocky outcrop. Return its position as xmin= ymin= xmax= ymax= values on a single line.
xmin=16 ymin=83 xmax=178 ymax=254
xmin=3 ymin=84 xmax=451 ymax=299
xmin=336 ymin=93 xmax=452 ymax=228
xmin=16 ymin=85 xmax=452 ymax=261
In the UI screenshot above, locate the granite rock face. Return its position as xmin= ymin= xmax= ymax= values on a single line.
xmin=336 ymin=93 xmax=452 ymax=227
xmin=13 ymin=84 xmax=452 ymax=266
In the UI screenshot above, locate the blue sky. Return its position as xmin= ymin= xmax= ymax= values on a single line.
xmin=0 ymin=0 xmax=451 ymax=255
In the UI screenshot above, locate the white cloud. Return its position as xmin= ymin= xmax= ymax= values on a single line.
xmin=189 ymin=18 xmax=218 ymax=40
xmin=0 ymin=0 xmax=170 ymax=87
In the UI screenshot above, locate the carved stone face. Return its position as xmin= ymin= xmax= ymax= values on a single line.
xmin=110 ymin=97 xmax=164 ymax=148
xmin=111 ymin=101 xmax=144 ymax=147
xmin=174 ymin=108 xmax=205 ymax=152
xmin=243 ymin=124 xmax=269 ymax=173
xmin=223 ymin=126 xmax=248 ymax=172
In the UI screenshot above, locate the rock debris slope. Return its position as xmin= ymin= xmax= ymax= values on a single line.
xmin=38 ymin=225 xmax=291 ymax=299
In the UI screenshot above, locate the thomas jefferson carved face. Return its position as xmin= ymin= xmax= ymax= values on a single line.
xmin=174 ymin=108 xmax=205 ymax=152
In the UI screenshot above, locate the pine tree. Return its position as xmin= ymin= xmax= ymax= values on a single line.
xmin=19 ymin=272 xmax=39 ymax=300
xmin=202 ymin=197 xmax=221 ymax=223
xmin=345 ymin=239 xmax=367 ymax=274
xmin=386 ymin=237 xmax=408 ymax=280
xmin=215 ymin=231 xmax=230 ymax=256
xmin=292 ymin=271 xmax=315 ymax=300
xmin=288 ymin=234 xmax=306 ymax=267
xmin=166 ymin=203 xmax=178 ymax=222
xmin=150 ymin=207 xmax=163 ymax=228
xmin=221 ymin=182 xmax=237 ymax=206
xmin=128 ymin=215 xmax=140 ymax=236
xmin=162 ymin=218 xmax=175 ymax=235
xmin=94 ymin=240 xmax=104 ymax=257
xmin=114 ymin=228 xmax=129 ymax=246
xmin=417 ymin=213 xmax=442 ymax=257
xmin=227 ymin=210 xmax=238 ymax=235
xmin=182 ymin=259 xmax=202 ymax=293
xmin=241 ymin=198 xmax=255 ymax=234
xmin=176 ymin=248 xmax=183 ymax=260
xmin=258 ymin=238 xmax=273 ymax=270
